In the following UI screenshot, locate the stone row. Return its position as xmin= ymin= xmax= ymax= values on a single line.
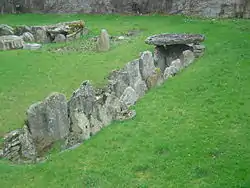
xmin=1 ymin=33 xmax=206 ymax=164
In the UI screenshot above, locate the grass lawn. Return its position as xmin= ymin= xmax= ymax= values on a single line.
xmin=0 ymin=14 xmax=250 ymax=187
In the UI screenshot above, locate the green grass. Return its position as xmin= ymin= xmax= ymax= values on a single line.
xmin=0 ymin=14 xmax=250 ymax=187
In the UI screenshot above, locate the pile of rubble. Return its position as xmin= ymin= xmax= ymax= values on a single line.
xmin=0 ymin=20 xmax=86 ymax=51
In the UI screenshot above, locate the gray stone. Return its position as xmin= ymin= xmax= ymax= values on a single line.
xmin=22 ymin=32 xmax=35 ymax=42
xmin=19 ymin=125 xmax=37 ymax=161
xmin=193 ymin=44 xmax=206 ymax=58
xmin=171 ymin=59 xmax=183 ymax=73
xmin=96 ymin=29 xmax=110 ymax=52
xmin=182 ymin=50 xmax=195 ymax=67
xmin=0 ymin=35 xmax=24 ymax=51
xmin=14 ymin=25 xmax=32 ymax=35
xmin=145 ymin=34 xmax=205 ymax=46
xmin=23 ymin=43 xmax=42 ymax=50
xmin=124 ymin=59 xmax=148 ymax=97
xmin=70 ymin=111 xmax=91 ymax=140
xmin=31 ymin=26 xmax=50 ymax=43
xmin=154 ymin=46 xmax=167 ymax=73
xmin=0 ymin=149 xmax=3 ymax=159
xmin=139 ymin=51 xmax=156 ymax=81
xmin=68 ymin=80 xmax=95 ymax=117
xmin=4 ymin=129 xmax=20 ymax=142
xmin=0 ymin=24 xmax=14 ymax=36
xmin=107 ymin=70 xmax=130 ymax=98
xmin=94 ymin=103 xmax=112 ymax=126
xmin=163 ymin=66 xmax=175 ymax=80
xmin=104 ymin=93 xmax=125 ymax=121
xmin=27 ymin=92 xmax=70 ymax=151
xmin=117 ymin=110 xmax=137 ymax=121
xmin=89 ymin=116 xmax=102 ymax=136
xmin=146 ymin=69 xmax=164 ymax=88
xmin=120 ymin=86 xmax=138 ymax=107
xmin=134 ymin=79 xmax=148 ymax=98
xmin=54 ymin=34 xmax=66 ymax=43
xmin=3 ymin=129 xmax=22 ymax=161
xmin=64 ymin=132 xmax=83 ymax=148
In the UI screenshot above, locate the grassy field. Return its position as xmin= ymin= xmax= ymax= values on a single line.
xmin=0 ymin=14 xmax=250 ymax=187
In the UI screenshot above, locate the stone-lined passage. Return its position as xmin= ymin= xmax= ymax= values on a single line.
xmin=1 ymin=33 xmax=206 ymax=164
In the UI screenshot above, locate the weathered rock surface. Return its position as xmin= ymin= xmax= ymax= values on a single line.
xmin=14 ymin=25 xmax=32 ymax=36
xmin=145 ymin=34 xmax=205 ymax=46
xmin=107 ymin=70 xmax=130 ymax=98
xmin=120 ymin=86 xmax=138 ymax=107
xmin=22 ymin=32 xmax=35 ymax=42
xmin=54 ymin=34 xmax=66 ymax=43
xmin=164 ymin=59 xmax=182 ymax=80
xmin=68 ymin=81 xmax=95 ymax=117
xmin=2 ymin=0 xmax=250 ymax=18
xmin=139 ymin=51 xmax=156 ymax=81
xmin=70 ymin=111 xmax=91 ymax=140
xmin=31 ymin=26 xmax=50 ymax=43
xmin=0 ymin=35 xmax=24 ymax=50
xmin=19 ymin=125 xmax=37 ymax=161
xmin=192 ymin=44 xmax=206 ymax=58
xmin=3 ymin=126 xmax=37 ymax=163
xmin=23 ymin=43 xmax=42 ymax=50
xmin=0 ymin=24 xmax=14 ymax=36
xmin=182 ymin=50 xmax=195 ymax=67
xmin=124 ymin=59 xmax=148 ymax=97
xmin=27 ymin=92 xmax=70 ymax=152
xmin=146 ymin=69 xmax=164 ymax=88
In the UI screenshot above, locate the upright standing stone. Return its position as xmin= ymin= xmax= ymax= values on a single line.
xmin=182 ymin=50 xmax=195 ymax=67
xmin=27 ymin=92 xmax=70 ymax=152
xmin=96 ymin=29 xmax=110 ymax=52
xmin=124 ymin=59 xmax=148 ymax=97
xmin=139 ymin=51 xmax=156 ymax=81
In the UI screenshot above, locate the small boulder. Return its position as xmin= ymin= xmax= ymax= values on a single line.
xmin=54 ymin=34 xmax=66 ymax=43
xmin=96 ymin=29 xmax=110 ymax=52
xmin=164 ymin=66 xmax=176 ymax=80
xmin=0 ymin=24 xmax=14 ymax=36
xmin=22 ymin=32 xmax=35 ymax=42
xmin=31 ymin=26 xmax=50 ymax=43
xmin=14 ymin=25 xmax=32 ymax=35
xmin=146 ymin=68 xmax=164 ymax=88
xmin=23 ymin=43 xmax=42 ymax=50
xmin=120 ymin=86 xmax=138 ymax=107
xmin=171 ymin=59 xmax=182 ymax=73
xmin=0 ymin=35 xmax=24 ymax=51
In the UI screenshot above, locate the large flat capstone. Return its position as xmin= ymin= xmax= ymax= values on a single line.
xmin=0 ymin=35 xmax=24 ymax=50
xmin=145 ymin=33 xmax=205 ymax=46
